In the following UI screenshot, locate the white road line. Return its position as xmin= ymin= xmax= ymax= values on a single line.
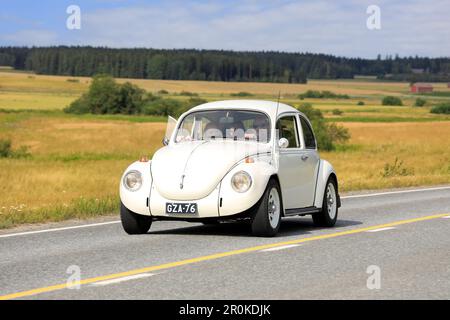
xmin=90 ymin=273 xmax=156 ymax=286
xmin=365 ymin=227 xmax=397 ymax=233
xmin=1 ymin=185 xmax=449 ymax=239
xmin=260 ymin=244 xmax=301 ymax=252
xmin=341 ymin=186 xmax=450 ymax=199
xmin=0 ymin=221 xmax=120 ymax=239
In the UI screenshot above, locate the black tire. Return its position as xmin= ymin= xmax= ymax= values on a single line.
xmin=251 ymin=179 xmax=282 ymax=237
xmin=312 ymin=177 xmax=338 ymax=227
xmin=120 ymin=202 xmax=152 ymax=234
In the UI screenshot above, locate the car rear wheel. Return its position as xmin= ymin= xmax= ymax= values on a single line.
xmin=312 ymin=178 xmax=338 ymax=227
xmin=251 ymin=179 xmax=282 ymax=237
xmin=120 ymin=202 xmax=152 ymax=234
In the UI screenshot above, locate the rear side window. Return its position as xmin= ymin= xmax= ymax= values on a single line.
xmin=300 ymin=117 xmax=316 ymax=149
xmin=276 ymin=116 xmax=299 ymax=148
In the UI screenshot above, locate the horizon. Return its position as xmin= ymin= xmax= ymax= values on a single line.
xmin=1 ymin=1 xmax=449 ymax=59
xmin=1 ymin=45 xmax=448 ymax=61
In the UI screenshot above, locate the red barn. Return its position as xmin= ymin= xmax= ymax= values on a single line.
xmin=411 ymin=83 xmax=433 ymax=93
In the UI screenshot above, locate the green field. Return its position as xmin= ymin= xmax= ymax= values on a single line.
xmin=1 ymin=71 xmax=449 ymax=229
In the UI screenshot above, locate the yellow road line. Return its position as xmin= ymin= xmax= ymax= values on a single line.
xmin=1 ymin=212 xmax=448 ymax=300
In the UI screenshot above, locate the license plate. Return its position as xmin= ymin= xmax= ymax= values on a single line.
xmin=166 ymin=202 xmax=198 ymax=214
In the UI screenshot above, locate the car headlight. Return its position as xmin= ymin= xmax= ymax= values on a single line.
xmin=123 ymin=170 xmax=142 ymax=191
xmin=231 ymin=171 xmax=252 ymax=193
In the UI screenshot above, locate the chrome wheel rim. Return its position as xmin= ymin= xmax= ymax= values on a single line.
xmin=268 ymin=188 xmax=281 ymax=229
xmin=326 ymin=182 xmax=337 ymax=219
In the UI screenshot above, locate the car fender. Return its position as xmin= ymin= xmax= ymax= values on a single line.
xmin=218 ymin=160 xmax=277 ymax=217
xmin=119 ymin=161 xmax=152 ymax=216
xmin=313 ymin=159 xmax=339 ymax=209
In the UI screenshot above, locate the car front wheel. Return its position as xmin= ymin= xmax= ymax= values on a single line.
xmin=251 ymin=179 xmax=282 ymax=237
xmin=312 ymin=178 xmax=338 ymax=227
xmin=120 ymin=202 xmax=152 ymax=234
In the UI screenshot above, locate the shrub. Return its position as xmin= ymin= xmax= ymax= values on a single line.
xmin=179 ymin=91 xmax=198 ymax=97
xmin=381 ymin=158 xmax=414 ymax=178
xmin=231 ymin=91 xmax=253 ymax=97
xmin=332 ymin=109 xmax=343 ymax=115
xmin=64 ymin=75 xmax=145 ymax=114
xmin=64 ymin=94 xmax=90 ymax=114
xmin=0 ymin=138 xmax=12 ymax=158
xmin=142 ymin=97 xmax=208 ymax=118
xmin=298 ymin=90 xmax=349 ymax=99
xmin=382 ymin=96 xmax=403 ymax=106
xmin=326 ymin=123 xmax=351 ymax=144
xmin=357 ymin=101 xmax=365 ymax=106
xmin=0 ymin=139 xmax=31 ymax=158
xmin=430 ymin=103 xmax=450 ymax=114
xmin=66 ymin=78 xmax=80 ymax=83
xmin=115 ymin=82 xmax=146 ymax=114
xmin=157 ymin=89 xmax=169 ymax=94
xmin=296 ymin=103 xmax=350 ymax=151
xmin=142 ymin=98 xmax=183 ymax=117
xmin=414 ymin=98 xmax=426 ymax=107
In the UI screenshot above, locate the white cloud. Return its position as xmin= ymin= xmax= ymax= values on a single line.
xmin=4 ymin=0 xmax=450 ymax=58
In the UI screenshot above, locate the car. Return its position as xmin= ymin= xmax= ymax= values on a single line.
xmin=120 ymin=100 xmax=341 ymax=237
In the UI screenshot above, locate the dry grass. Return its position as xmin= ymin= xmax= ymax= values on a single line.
xmin=4 ymin=70 xmax=450 ymax=110
xmin=322 ymin=121 xmax=450 ymax=191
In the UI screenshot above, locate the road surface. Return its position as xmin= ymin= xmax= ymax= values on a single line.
xmin=1 ymin=186 xmax=449 ymax=300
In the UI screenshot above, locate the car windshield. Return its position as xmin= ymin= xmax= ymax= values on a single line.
xmin=175 ymin=110 xmax=271 ymax=143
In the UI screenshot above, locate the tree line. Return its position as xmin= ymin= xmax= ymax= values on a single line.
xmin=1 ymin=46 xmax=450 ymax=83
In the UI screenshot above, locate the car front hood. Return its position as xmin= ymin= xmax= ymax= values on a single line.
xmin=151 ymin=141 xmax=271 ymax=200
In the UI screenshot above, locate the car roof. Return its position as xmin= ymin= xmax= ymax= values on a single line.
xmin=188 ymin=100 xmax=300 ymax=120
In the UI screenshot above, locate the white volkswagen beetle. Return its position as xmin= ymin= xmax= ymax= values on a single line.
xmin=120 ymin=100 xmax=340 ymax=237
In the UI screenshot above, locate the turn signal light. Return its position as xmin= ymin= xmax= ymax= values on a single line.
xmin=245 ymin=157 xmax=254 ymax=163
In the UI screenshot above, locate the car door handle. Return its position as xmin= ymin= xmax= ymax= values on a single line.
xmin=301 ymin=155 xmax=309 ymax=161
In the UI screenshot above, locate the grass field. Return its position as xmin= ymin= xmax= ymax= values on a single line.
xmin=1 ymin=71 xmax=449 ymax=228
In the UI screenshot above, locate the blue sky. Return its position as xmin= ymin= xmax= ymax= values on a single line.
xmin=1 ymin=0 xmax=449 ymax=58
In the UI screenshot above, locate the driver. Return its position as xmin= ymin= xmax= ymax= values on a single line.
xmin=203 ymin=121 xmax=223 ymax=140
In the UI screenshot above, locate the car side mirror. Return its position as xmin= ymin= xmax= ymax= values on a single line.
xmin=278 ymin=137 xmax=289 ymax=149
xmin=162 ymin=137 xmax=169 ymax=146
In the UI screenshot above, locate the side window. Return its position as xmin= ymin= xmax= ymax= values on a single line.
xmin=276 ymin=116 xmax=299 ymax=148
xmin=300 ymin=117 xmax=316 ymax=149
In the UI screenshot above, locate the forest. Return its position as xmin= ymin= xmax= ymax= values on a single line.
xmin=1 ymin=46 xmax=450 ymax=83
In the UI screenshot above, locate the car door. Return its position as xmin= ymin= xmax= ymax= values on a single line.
xmin=297 ymin=114 xmax=320 ymax=207
xmin=276 ymin=114 xmax=305 ymax=209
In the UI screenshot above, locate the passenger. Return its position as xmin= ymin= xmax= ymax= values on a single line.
xmin=225 ymin=120 xmax=245 ymax=140
xmin=244 ymin=117 xmax=269 ymax=142
xmin=203 ymin=121 xmax=223 ymax=140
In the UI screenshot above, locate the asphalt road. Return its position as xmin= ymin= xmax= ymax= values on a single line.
xmin=1 ymin=186 xmax=450 ymax=300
